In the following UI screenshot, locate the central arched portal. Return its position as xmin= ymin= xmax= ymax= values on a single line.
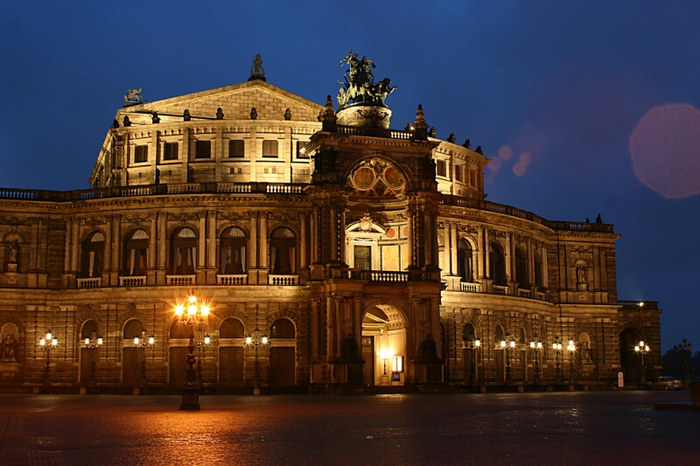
xmin=362 ymin=304 xmax=407 ymax=386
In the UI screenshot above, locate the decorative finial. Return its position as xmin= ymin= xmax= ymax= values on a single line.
xmin=250 ymin=107 xmax=258 ymax=120
xmin=429 ymin=127 xmax=436 ymax=138
xmin=112 ymin=119 xmax=119 ymax=128
xmin=463 ymin=139 xmax=471 ymax=149
xmin=475 ymin=145 xmax=483 ymax=155
xmin=413 ymin=104 xmax=428 ymax=140
xmin=122 ymin=116 xmax=131 ymax=127
xmin=183 ymin=109 xmax=191 ymax=121
xmin=249 ymin=54 xmax=266 ymax=82
xmin=448 ymin=133 xmax=456 ymax=143
xmin=216 ymin=107 xmax=224 ymax=119
xmin=322 ymin=95 xmax=337 ymax=132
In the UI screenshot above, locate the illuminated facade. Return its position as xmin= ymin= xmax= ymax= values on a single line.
xmin=0 ymin=59 xmax=661 ymax=392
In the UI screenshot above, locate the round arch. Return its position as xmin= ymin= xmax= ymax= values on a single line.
xmin=361 ymin=303 xmax=407 ymax=387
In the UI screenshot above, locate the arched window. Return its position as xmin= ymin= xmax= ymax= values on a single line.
xmin=515 ymin=246 xmax=528 ymax=287
xmin=80 ymin=320 xmax=98 ymax=341
xmin=124 ymin=229 xmax=148 ymax=276
xmin=80 ymin=231 xmax=105 ymax=278
xmin=270 ymin=318 xmax=295 ymax=339
xmin=494 ymin=325 xmax=505 ymax=345
xmin=170 ymin=227 xmax=197 ymax=275
xmin=220 ymin=318 xmax=245 ymax=338
xmin=462 ymin=323 xmax=476 ymax=343
xmin=489 ymin=242 xmax=507 ymax=286
xmin=457 ymin=239 xmax=473 ymax=282
xmin=220 ymin=227 xmax=247 ymax=274
xmin=169 ymin=321 xmax=189 ymax=339
xmin=270 ymin=228 xmax=296 ymax=275
xmin=534 ymin=249 xmax=544 ymax=288
xmin=123 ymin=319 xmax=144 ymax=340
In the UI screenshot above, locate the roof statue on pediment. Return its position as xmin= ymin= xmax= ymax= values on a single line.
xmin=337 ymin=51 xmax=396 ymax=109
xmin=248 ymin=54 xmax=266 ymax=82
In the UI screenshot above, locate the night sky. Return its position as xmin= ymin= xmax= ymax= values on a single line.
xmin=2 ymin=1 xmax=698 ymax=351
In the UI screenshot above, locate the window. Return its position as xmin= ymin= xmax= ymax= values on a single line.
xmin=270 ymin=318 xmax=295 ymax=339
xmin=80 ymin=231 xmax=105 ymax=278
xmin=489 ymin=242 xmax=507 ymax=286
xmin=229 ymin=139 xmax=245 ymax=158
xmin=195 ymin=140 xmax=211 ymax=159
xmin=296 ymin=141 xmax=309 ymax=159
xmin=354 ymin=245 xmax=371 ymax=271
xmin=134 ymin=145 xmax=148 ymax=163
xmin=219 ymin=227 xmax=246 ymax=274
xmin=164 ymin=142 xmax=179 ymax=160
xmin=262 ymin=140 xmax=278 ymax=158
xmin=515 ymin=246 xmax=528 ymax=287
xmin=455 ymin=164 xmax=463 ymax=181
xmin=436 ymin=160 xmax=447 ymax=177
xmin=123 ymin=229 xmax=148 ymax=276
xmin=457 ymin=239 xmax=473 ymax=282
xmin=270 ymin=227 xmax=296 ymax=274
xmin=220 ymin=318 xmax=245 ymax=338
xmin=170 ymin=227 xmax=197 ymax=274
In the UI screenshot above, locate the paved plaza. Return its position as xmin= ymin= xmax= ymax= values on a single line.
xmin=0 ymin=390 xmax=698 ymax=465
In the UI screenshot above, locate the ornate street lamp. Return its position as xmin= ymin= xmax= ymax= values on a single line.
xmin=469 ymin=337 xmax=482 ymax=388
xmin=676 ymin=339 xmax=692 ymax=386
xmin=634 ymin=340 xmax=651 ymax=385
xmin=83 ymin=333 xmax=104 ymax=388
xmin=133 ymin=330 xmax=155 ymax=388
xmin=246 ymin=315 xmax=268 ymax=396
xmin=500 ymin=333 xmax=516 ymax=385
xmin=39 ymin=330 xmax=58 ymax=390
xmin=196 ymin=330 xmax=211 ymax=387
xmin=173 ymin=294 xmax=210 ymax=410
xmin=552 ymin=336 xmax=563 ymax=385
xmin=529 ymin=337 xmax=543 ymax=385
xmin=567 ymin=339 xmax=576 ymax=385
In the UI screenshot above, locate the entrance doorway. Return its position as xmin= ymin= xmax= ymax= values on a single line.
xmin=362 ymin=305 xmax=406 ymax=386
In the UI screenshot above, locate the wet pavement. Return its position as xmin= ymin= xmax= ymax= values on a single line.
xmin=0 ymin=390 xmax=698 ymax=465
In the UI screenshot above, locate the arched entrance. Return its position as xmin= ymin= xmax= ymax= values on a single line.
xmin=361 ymin=305 xmax=406 ymax=386
xmin=620 ymin=328 xmax=642 ymax=383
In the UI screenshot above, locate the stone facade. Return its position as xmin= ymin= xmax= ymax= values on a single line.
xmin=0 ymin=75 xmax=661 ymax=392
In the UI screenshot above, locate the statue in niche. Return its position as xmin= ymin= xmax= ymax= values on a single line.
xmin=1 ymin=334 xmax=17 ymax=362
xmin=7 ymin=241 xmax=19 ymax=264
xmin=420 ymin=334 xmax=439 ymax=362
xmin=576 ymin=263 xmax=588 ymax=291
xmin=337 ymin=51 xmax=396 ymax=109
xmin=341 ymin=333 xmax=360 ymax=362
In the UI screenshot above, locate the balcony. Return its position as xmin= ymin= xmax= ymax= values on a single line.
xmin=217 ymin=274 xmax=248 ymax=285
xmin=119 ymin=276 xmax=146 ymax=287
xmin=77 ymin=277 xmax=101 ymax=289
xmin=459 ymin=281 xmax=482 ymax=293
xmin=268 ymin=275 xmax=299 ymax=286
xmin=166 ymin=275 xmax=196 ymax=286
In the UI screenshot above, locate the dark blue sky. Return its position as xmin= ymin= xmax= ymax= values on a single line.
xmin=2 ymin=1 xmax=698 ymax=351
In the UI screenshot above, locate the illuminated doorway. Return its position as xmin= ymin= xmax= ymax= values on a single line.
xmin=362 ymin=305 xmax=406 ymax=386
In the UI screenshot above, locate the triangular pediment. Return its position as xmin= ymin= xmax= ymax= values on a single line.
xmin=116 ymin=80 xmax=324 ymax=124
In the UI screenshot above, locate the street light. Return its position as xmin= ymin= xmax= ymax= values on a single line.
xmin=552 ymin=336 xmax=563 ymax=385
xmin=529 ymin=337 xmax=543 ymax=385
xmin=39 ymin=330 xmax=58 ymax=390
xmin=677 ymin=339 xmax=692 ymax=386
xmin=500 ymin=333 xmax=516 ymax=385
xmin=469 ymin=337 xmax=482 ymax=388
xmin=134 ymin=330 xmax=155 ymax=388
xmin=83 ymin=333 xmax=104 ymax=388
xmin=634 ymin=340 xmax=651 ymax=385
xmin=246 ymin=306 xmax=268 ymax=396
xmin=567 ymin=339 xmax=576 ymax=386
xmin=196 ymin=330 xmax=211 ymax=387
xmin=173 ymin=294 xmax=210 ymax=410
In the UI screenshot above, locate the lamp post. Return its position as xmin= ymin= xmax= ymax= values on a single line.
xmin=677 ymin=339 xmax=692 ymax=386
xmin=634 ymin=340 xmax=650 ymax=385
xmin=39 ymin=330 xmax=58 ymax=391
xmin=529 ymin=337 xmax=543 ymax=385
xmin=83 ymin=333 xmax=104 ymax=388
xmin=500 ymin=333 xmax=516 ymax=385
xmin=552 ymin=336 xmax=563 ymax=385
xmin=133 ymin=330 xmax=154 ymax=388
xmin=196 ymin=331 xmax=211 ymax=387
xmin=469 ymin=337 xmax=481 ymax=388
xmin=567 ymin=339 xmax=576 ymax=386
xmin=246 ymin=322 xmax=268 ymax=396
xmin=173 ymin=294 xmax=210 ymax=410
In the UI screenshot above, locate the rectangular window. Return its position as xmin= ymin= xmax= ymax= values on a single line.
xmin=470 ymin=170 xmax=477 ymax=186
xmin=229 ymin=139 xmax=245 ymax=158
xmin=296 ymin=141 xmax=309 ymax=159
xmin=454 ymin=165 xmax=463 ymax=181
xmin=195 ymin=140 xmax=211 ymax=159
xmin=262 ymin=140 xmax=278 ymax=158
xmin=436 ymin=160 xmax=447 ymax=177
xmin=164 ymin=142 xmax=179 ymax=160
xmin=134 ymin=145 xmax=148 ymax=163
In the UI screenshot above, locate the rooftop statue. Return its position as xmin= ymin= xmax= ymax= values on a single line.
xmin=123 ymin=88 xmax=144 ymax=106
xmin=337 ymin=51 xmax=396 ymax=109
xmin=249 ymin=54 xmax=266 ymax=82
